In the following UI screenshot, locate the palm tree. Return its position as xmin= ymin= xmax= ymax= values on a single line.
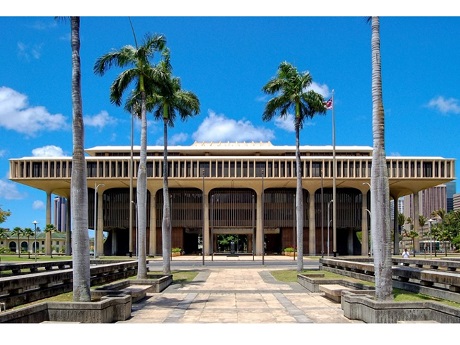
xmin=44 ymin=224 xmax=57 ymax=258
xmin=94 ymin=32 xmax=167 ymax=279
xmin=430 ymin=208 xmax=446 ymax=256
xmin=403 ymin=217 xmax=418 ymax=257
xmin=262 ymin=61 xmax=326 ymax=272
xmin=69 ymin=16 xmax=91 ymax=302
xmin=23 ymin=227 xmax=34 ymax=259
xmin=145 ymin=48 xmax=200 ymax=275
xmin=397 ymin=213 xmax=405 ymax=239
xmin=11 ymin=227 xmax=24 ymax=257
xmin=418 ymin=214 xmax=428 ymax=247
xmin=431 ymin=208 xmax=446 ymax=222
xmin=369 ymin=16 xmax=392 ymax=301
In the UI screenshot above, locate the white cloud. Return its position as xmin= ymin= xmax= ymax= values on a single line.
xmin=155 ymin=132 xmax=189 ymax=145
xmin=0 ymin=149 xmax=6 ymax=158
xmin=0 ymin=87 xmax=69 ymax=136
xmin=169 ymin=133 xmax=189 ymax=145
xmin=274 ymin=114 xmax=295 ymax=132
xmin=32 ymin=145 xmax=66 ymax=157
xmin=0 ymin=180 xmax=25 ymax=200
xmin=427 ymin=96 xmax=460 ymax=114
xmin=17 ymin=41 xmax=43 ymax=60
xmin=32 ymin=200 xmax=45 ymax=210
xmin=308 ymin=81 xmax=330 ymax=98
xmin=84 ymin=110 xmax=117 ymax=130
xmin=192 ymin=110 xmax=275 ymax=142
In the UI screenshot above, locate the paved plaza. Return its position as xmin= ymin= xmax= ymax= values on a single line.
xmin=118 ymin=255 xmax=363 ymax=324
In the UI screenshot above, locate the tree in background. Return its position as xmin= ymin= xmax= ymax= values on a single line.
xmin=262 ymin=61 xmax=326 ymax=272
xmin=44 ymin=224 xmax=57 ymax=258
xmin=94 ymin=30 xmax=167 ymax=279
xmin=145 ymin=48 xmax=200 ymax=275
xmin=0 ymin=207 xmax=11 ymax=224
xmin=23 ymin=227 xmax=34 ymax=259
xmin=11 ymin=227 xmax=24 ymax=257
xmin=397 ymin=213 xmax=406 ymax=249
xmin=403 ymin=217 xmax=419 ymax=257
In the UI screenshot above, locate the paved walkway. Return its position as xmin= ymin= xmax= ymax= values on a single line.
xmin=118 ymin=256 xmax=363 ymax=324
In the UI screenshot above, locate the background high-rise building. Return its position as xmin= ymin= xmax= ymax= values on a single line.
xmin=446 ymin=181 xmax=456 ymax=212
xmin=53 ymin=196 xmax=67 ymax=232
xmin=403 ymin=184 xmax=447 ymax=221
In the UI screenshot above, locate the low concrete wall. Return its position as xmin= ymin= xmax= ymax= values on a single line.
xmin=91 ymin=275 xmax=173 ymax=305
xmin=0 ymin=295 xmax=131 ymax=323
xmin=342 ymin=291 xmax=460 ymax=323
xmin=0 ymin=261 xmax=138 ymax=309
xmin=132 ymin=275 xmax=173 ymax=293
xmin=297 ymin=273 xmax=375 ymax=293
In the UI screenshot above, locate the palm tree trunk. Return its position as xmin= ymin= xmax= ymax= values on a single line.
xmin=162 ymin=115 xmax=172 ymax=275
xmin=136 ymin=90 xmax=147 ymax=279
xmin=295 ymin=114 xmax=303 ymax=272
xmin=70 ymin=16 xmax=91 ymax=302
xmin=370 ymin=16 xmax=393 ymax=301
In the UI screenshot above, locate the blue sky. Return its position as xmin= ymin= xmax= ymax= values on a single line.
xmin=1 ymin=6 xmax=460 ymax=232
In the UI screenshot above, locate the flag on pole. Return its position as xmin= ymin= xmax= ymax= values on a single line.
xmin=324 ymin=98 xmax=333 ymax=110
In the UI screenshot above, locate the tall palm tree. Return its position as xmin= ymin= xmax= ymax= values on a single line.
xmin=369 ymin=16 xmax=392 ymax=301
xmin=69 ymin=16 xmax=91 ymax=302
xmin=145 ymin=49 xmax=200 ymax=275
xmin=94 ymin=32 xmax=167 ymax=279
xmin=11 ymin=227 xmax=24 ymax=257
xmin=44 ymin=224 xmax=57 ymax=258
xmin=23 ymin=227 xmax=34 ymax=259
xmin=262 ymin=61 xmax=326 ymax=272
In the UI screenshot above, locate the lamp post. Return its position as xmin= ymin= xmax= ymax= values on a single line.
xmin=94 ymin=183 xmax=105 ymax=258
xmin=327 ymin=199 xmax=333 ymax=256
xmin=428 ymin=218 xmax=435 ymax=258
xmin=261 ymin=168 xmax=265 ymax=265
xmin=202 ymin=169 xmax=205 ymax=266
xmin=321 ymin=168 xmax=324 ymax=258
xmin=33 ymin=220 xmax=38 ymax=262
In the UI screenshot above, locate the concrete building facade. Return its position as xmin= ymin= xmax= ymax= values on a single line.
xmin=8 ymin=142 xmax=456 ymax=257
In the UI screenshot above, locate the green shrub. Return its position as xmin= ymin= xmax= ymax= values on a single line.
xmin=172 ymin=247 xmax=182 ymax=253
xmin=283 ymin=247 xmax=295 ymax=252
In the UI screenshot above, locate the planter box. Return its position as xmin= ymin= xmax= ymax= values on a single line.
xmin=283 ymin=252 xmax=297 ymax=257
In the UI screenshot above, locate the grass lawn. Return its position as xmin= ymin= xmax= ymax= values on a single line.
xmin=270 ymin=269 xmax=460 ymax=308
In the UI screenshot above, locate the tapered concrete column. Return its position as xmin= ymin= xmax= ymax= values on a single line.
xmin=149 ymin=192 xmax=156 ymax=256
xmin=256 ymin=191 xmax=263 ymax=255
xmin=45 ymin=191 xmax=52 ymax=255
xmin=96 ymin=191 xmax=104 ymax=256
xmin=309 ymin=192 xmax=316 ymax=255
xmin=361 ymin=191 xmax=369 ymax=256
xmin=203 ymin=190 xmax=210 ymax=255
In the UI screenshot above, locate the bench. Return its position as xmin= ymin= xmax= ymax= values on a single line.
xmin=319 ymin=284 xmax=352 ymax=303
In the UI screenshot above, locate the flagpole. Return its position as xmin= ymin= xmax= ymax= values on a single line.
xmin=331 ymin=89 xmax=337 ymax=257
